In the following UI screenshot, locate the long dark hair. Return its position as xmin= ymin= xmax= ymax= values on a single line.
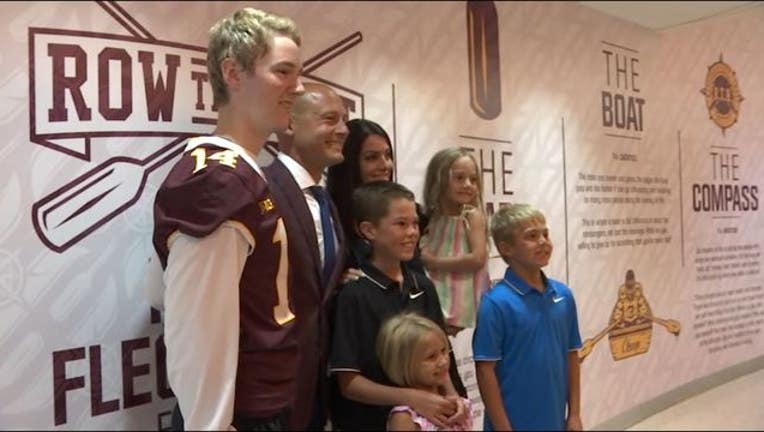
xmin=327 ymin=118 xmax=393 ymax=240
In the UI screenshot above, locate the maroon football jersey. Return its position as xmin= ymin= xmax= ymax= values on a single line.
xmin=153 ymin=139 xmax=298 ymax=417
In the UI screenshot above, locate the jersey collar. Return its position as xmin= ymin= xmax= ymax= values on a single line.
xmin=185 ymin=135 xmax=263 ymax=177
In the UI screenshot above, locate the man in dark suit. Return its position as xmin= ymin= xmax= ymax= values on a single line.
xmin=263 ymin=82 xmax=348 ymax=430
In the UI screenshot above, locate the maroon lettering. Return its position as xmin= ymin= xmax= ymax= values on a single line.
xmin=47 ymin=44 xmax=91 ymax=122
xmin=339 ymin=95 xmax=356 ymax=120
xmin=602 ymin=91 xmax=613 ymax=127
xmin=191 ymin=71 xmax=208 ymax=111
xmin=155 ymin=335 xmax=174 ymax=399
xmin=122 ymin=337 xmax=152 ymax=408
xmin=501 ymin=151 xmax=513 ymax=195
xmin=138 ymin=51 xmax=179 ymax=121
xmin=484 ymin=201 xmax=511 ymax=219
xmin=477 ymin=148 xmax=496 ymax=195
xmin=98 ymin=47 xmax=132 ymax=120
xmin=52 ymin=347 xmax=86 ymax=426
xmin=89 ymin=345 xmax=119 ymax=416
xmin=150 ymin=307 xmax=161 ymax=324
xmin=158 ymin=410 xmax=173 ymax=430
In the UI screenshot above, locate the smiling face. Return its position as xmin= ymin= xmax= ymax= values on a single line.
xmin=237 ymin=35 xmax=304 ymax=135
xmin=359 ymin=134 xmax=394 ymax=183
xmin=291 ymin=85 xmax=349 ymax=177
xmin=445 ymin=155 xmax=479 ymax=210
xmin=360 ymin=197 xmax=419 ymax=262
xmin=409 ymin=330 xmax=450 ymax=391
xmin=498 ymin=218 xmax=553 ymax=273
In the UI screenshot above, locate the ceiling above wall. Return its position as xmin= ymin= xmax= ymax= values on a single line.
xmin=578 ymin=1 xmax=760 ymax=30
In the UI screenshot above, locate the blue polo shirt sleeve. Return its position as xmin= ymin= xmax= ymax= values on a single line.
xmin=567 ymin=290 xmax=583 ymax=350
xmin=472 ymin=294 xmax=504 ymax=360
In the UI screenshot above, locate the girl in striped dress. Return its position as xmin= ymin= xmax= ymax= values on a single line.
xmin=420 ymin=148 xmax=491 ymax=335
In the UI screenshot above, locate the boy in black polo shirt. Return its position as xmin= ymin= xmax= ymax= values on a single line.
xmin=329 ymin=181 xmax=468 ymax=430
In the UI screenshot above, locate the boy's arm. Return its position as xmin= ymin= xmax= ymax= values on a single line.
xmin=336 ymin=371 xmax=455 ymax=429
xmin=475 ymin=360 xmax=512 ymax=431
xmin=421 ymin=210 xmax=488 ymax=273
xmin=566 ymin=351 xmax=582 ymax=431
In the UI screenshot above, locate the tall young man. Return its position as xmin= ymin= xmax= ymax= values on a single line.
xmin=151 ymin=8 xmax=304 ymax=430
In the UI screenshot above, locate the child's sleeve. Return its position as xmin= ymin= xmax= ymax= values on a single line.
xmin=329 ymin=287 xmax=363 ymax=371
xmin=472 ymin=295 xmax=504 ymax=360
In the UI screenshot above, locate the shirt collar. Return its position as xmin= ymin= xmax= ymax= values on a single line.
xmin=360 ymin=261 xmax=419 ymax=294
xmin=502 ymin=267 xmax=555 ymax=297
xmin=185 ymin=135 xmax=263 ymax=177
xmin=276 ymin=152 xmax=318 ymax=190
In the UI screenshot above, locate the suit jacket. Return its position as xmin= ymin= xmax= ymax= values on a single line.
xmin=264 ymin=156 xmax=346 ymax=430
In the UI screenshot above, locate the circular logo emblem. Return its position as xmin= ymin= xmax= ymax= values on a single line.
xmin=701 ymin=55 xmax=743 ymax=134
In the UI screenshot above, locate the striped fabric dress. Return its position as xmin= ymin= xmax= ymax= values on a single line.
xmin=421 ymin=207 xmax=491 ymax=328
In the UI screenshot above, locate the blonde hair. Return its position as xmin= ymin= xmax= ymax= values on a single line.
xmin=423 ymin=147 xmax=484 ymax=217
xmin=207 ymin=8 xmax=301 ymax=106
xmin=490 ymin=203 xmax=546 ymax=246
xmin=376 ymin=312 xmax=449 ymax=387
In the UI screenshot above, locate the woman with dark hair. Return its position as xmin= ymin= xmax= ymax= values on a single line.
xmin=327 ymin=118 xmax=428 ymax=271
xmin=327 ymin=118 xmax=393 ymax=240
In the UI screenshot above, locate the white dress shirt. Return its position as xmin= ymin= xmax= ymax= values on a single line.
xmin=276 ymin=152 xmax=337 ymax=268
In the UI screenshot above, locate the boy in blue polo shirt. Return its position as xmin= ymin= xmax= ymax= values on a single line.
xmin=473 ymin=203 xmax=583 ymax=431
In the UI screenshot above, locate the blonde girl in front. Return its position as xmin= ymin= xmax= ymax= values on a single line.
xmin=377 ymin=312 xmax=473 ymax=431
xmin=420 ymin=147 xmax=491 ymax=335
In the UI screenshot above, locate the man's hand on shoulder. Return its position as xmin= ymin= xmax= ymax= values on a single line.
xmin=445 ymin=394 xmax=471 ymax=428
xmin=405 ymin=388 xmax=456 ymax=429
xmin=341 ymin=267 xmax=364 ymax=284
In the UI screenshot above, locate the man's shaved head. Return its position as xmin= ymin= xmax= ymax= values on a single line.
xmin=291 ymin=82 xmax=342 ymax=119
